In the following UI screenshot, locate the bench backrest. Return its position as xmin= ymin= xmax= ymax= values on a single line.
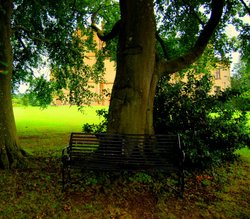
xmin=68 ymin=132 xmax=184 ymax=171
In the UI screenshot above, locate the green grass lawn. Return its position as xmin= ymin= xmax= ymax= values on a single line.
xmin=14 ymin=106 xmax=107 ymax=153
xmin=14 ymin=105 xmax=107 ymax=135
xmin=14 ymin=106 xmax=250 ymax=158
xmin=0 ymin=106 xmax=248 ymax=218
xmin=236 ymin=147 xmax=250 ymax=162
xmin=0 ymin=149 xmax=249 ymax=219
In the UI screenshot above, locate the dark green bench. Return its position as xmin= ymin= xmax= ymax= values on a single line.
xmin=61 ymin=132 xmax=185 ymax=195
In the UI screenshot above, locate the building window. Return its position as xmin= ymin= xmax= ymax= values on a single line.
xmin=215 ymin=69 xmax=221 ymax=79
xmin=214 ymin=86 xmax=221 ymax=94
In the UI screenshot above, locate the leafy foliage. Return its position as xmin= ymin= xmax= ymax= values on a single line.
xmin=154 ymin=0 xmax=248 ymax=65
xmin=154 ymin=70 xmax=250 ymax=168
xmin=231 ymin=59 xmax=250 ymax=111
xmin=82 ymin=108 xmax=108 ymax=133
xmin=10 ymin=0 xmax=250 ymax=107
xmin=11 ymin=0 xmax=119 ymax=105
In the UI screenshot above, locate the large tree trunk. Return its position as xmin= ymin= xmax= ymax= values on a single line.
xmin=107 ymin=0 xmax=157 ymax=135
xmin=107 ymin=0 xmax=224 ymax=135
xmin=0 ymin=0 xmax=26 ymax=169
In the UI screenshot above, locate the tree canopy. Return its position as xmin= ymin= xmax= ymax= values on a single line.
xmin=8 ymin=0 xmax=249 ymax=104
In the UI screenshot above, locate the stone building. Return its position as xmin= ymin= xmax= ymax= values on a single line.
xmin=54 ymin=33 xmax=231 ymax=106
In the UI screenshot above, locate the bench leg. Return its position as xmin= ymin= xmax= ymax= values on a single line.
xmin=178 ymin=171 xmax=185 ymax=198
xmin=61 ymin=163 xmax=66 ymax=192
xmin=61 ymin=163 xmax=72 ymax=192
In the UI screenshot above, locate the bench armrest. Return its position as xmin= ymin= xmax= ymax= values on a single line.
xmin=62 ymin=147 xmax=70 ymax=163
xmin=181 ymin=150 xmax=185 ymax=163
xmin=62 ymin=147 xmax=68 ymax=155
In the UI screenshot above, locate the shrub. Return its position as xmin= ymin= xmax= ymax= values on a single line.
xmin=82 ymin=109 xmax=108 ymax=133
xmin=154 ymin=73 xmax=250 ymax=169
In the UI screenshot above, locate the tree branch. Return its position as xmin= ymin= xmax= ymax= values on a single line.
xmin=182 ymin=0 xmax=205 ymax=27
xmin=13 ymin=25 xmax=51 ymax=44
xmin=17 ymin=35 xmax=27 ymax=50
xmin=156 ymin=31 xmax=170 ymax=60
xmin=91 ymin=8 xmax=121 ymax=42
xmin=239 ymin=0 xmax=250 ymax=15
xmin=158 ymin=0 xmax=224 ymax=76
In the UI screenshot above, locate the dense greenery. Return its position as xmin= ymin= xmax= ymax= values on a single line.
xmin=82 ymin=108 xmax=108 ymax=133
xmin=154 ymin=71 xmax=250 ymax=168
xmin=11 ymin=0 xmax=120 ymax=105
xmin=83 ymin=86 xmax=250 ymax=168
xmin=231 ymin=59 xmax=250 ymax=111
xmin=13 ymin=77 xmax=53 ymax=107
xmin=7 ymin=0 xmax=249 ymax=107
xmin=81 ymin=54 xmax=250 ymax=168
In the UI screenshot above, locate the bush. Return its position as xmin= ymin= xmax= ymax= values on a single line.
xmin=12 ymin=77 xmax=52 ymax=108
xmin=12 ymin=94 xmax=33 ymax=106
xmin=154 ymin=73 xmax=250 ymax=169
xmin=82 ymin=109 xmax=108 ymax=133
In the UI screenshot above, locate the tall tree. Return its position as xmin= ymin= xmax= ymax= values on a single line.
xmin=0 ymin=0 xmax=103 ymax=168
xmin=0 ymin=0 xmax=249 ymax=168
xmin=93 ymin=0 xmax=225 ymax=134
xmin=0 ymin=0 xmax=27 ymax=168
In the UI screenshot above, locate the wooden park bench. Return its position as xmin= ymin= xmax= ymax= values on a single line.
xmin=61 ymin=132 xmax=185 ymax=195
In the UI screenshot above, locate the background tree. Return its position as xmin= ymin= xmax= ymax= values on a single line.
xmin=0 ymin=0 xmax=249 ymax=168
xmin=231 ymin=59 xmax=250 ymax=110
xmin=0 ymin=0 xmax=113 ymax=168
xmin=0 ymin=0 xmax=25 ymax=168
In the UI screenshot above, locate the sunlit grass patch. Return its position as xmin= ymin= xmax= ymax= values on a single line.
xmin=211 ymin=157 xmax=250 ymax=218
xmin=14 ymin=105 xmax=107 ymax=135
xmin=236 ymin=147 xmax=250 ymax=162
xmin=14 ymin=106 xmax=107 ymax=153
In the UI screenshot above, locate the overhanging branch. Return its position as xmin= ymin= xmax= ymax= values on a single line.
xmin=13 ymin=25 xmax=51 ymax=44
xmin=91 ymin=8 xmax=121 ymax=42
xmin=91 ymin=20 xmax=121 ymax=42
xmin=182 ymin=0 xmax=205 ymax=27
xmin=156 ymin=31 xmax=170 ymax=60
xmin=158 ymin=0 xmax=224 ymax=76
xmin=239 ymin=0 xmax=250 ymax=15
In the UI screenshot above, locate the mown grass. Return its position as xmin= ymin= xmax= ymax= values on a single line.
xmin=0 ymin=106 xmax=249 ymax=218
xmin=14 ymin=106 xmax=107 ymax=154
xmin=14 ymin=105 xmax=107 ymax=135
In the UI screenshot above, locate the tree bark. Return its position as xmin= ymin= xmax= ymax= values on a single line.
xmin=107 ymin=0 xmax=156 ymax=135
xmin=106 ymin=0 xmax=224 ymax=135
xmin=159 ymin=0 xmax=224 ymax=76
xmin=0 ymin=0 xmax=27 ymax=169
